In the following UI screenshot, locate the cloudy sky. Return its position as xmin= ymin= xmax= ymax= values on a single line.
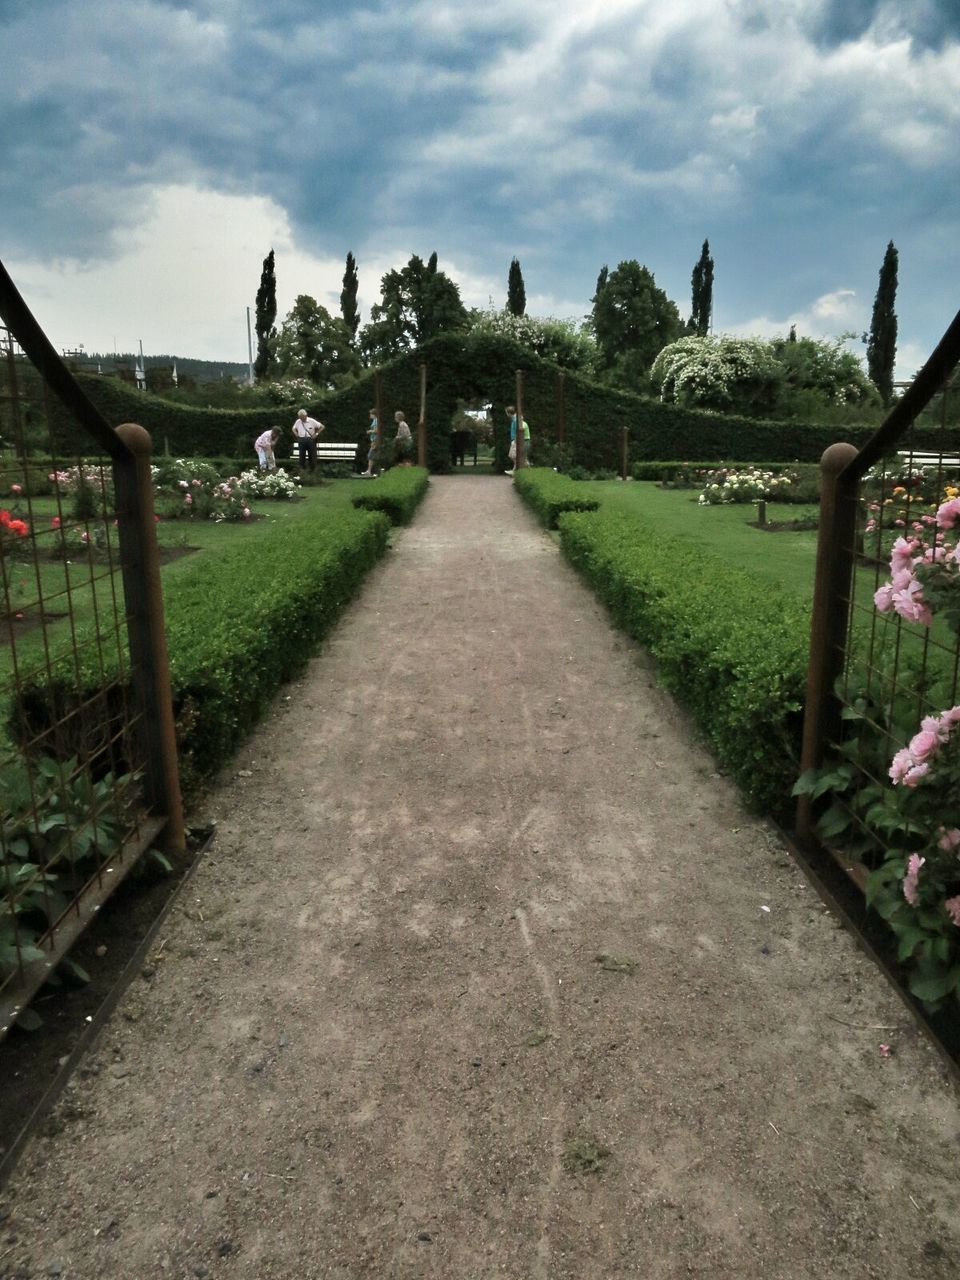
xmin=2 ymin=0 xmax=958 ymax=379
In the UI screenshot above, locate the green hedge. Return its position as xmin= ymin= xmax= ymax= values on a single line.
xmin=70 ymin=335 xmax=955 ymax=476
xmin=351 ymin=466 xmax=430 ymax=525
xmin=13 ymin=504 xmax=391 ymax=792
xmin=512 ymin=467 xmax=601 ymax=528
xmin=554 ymin=503 xmax=810 ymax=813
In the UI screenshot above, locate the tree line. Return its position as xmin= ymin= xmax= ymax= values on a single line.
xmin=243 ymin=236 xmax=900 ymax=420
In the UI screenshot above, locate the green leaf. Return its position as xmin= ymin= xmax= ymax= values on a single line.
xmin=909 ymin=970 xmax=958 ymax=1003
xmin=15 ymin=1007 xmax=43 ymax=1031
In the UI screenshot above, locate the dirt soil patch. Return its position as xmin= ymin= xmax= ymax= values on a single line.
xmin=0 ymin=476 xmax=957 ymax=1279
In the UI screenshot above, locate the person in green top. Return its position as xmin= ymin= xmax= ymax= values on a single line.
xmin=505 ymin=405 xmax=531 ymax=475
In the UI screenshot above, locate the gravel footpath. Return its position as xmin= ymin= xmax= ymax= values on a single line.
xmin=1 ymin=475 xmax=957 ymax=1280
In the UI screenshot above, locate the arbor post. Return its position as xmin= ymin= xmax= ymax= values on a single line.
xmin=418 ymin=362 xmax=427 ymax=468
xmin=514 ymin=369 xmax=526 ymax=469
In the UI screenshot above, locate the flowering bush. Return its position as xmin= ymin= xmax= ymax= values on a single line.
xmin=0 ymin=508 xmax=30 ymax=554
xmin=468 ymin=309 xmax=599 ymax=374
xmin=234 ymin=468 xmax=301 ymax=501
xmin=860 ymin=491 xmax=960 ymax=1005
xmin=697 ymin=467 xmax=793 ymax=505
xmin=153 ymin=459 xmax=251 ymax=522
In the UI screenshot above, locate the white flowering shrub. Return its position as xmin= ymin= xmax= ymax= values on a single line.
xmin=697 ymin=467 xmax=793 ymax=505
xmin=468 ymin=309 xmax=599 ymax=373
xmin=651 ymin=337 xmax=782 ymax=415
xmin=235 ymin=468 xmax=302 ymax=500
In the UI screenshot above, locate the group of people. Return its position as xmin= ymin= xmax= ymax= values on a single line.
xmin=254 ymin=405 xmax=528 ymax=475
xmin=253 ymin=409 xmax=416 ymax=475
xmin=362 ymin=408 xmax=414 ymax=477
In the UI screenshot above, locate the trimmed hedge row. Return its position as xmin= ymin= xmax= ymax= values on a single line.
xmin=351 ymin=466 xmax=430 ymax=525
xmin=14 ymin=502 xmax=392 ymax=793
xmin=512 ymin=468 xmax=601 ymax=528
xmin=69 ymin=334 xmax=955 ymax=475
xmin=551 ymin=501 xmax=810 ymax=813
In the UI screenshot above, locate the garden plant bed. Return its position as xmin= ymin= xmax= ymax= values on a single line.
xmin=748 ymin=517 xmax=819 ymax=532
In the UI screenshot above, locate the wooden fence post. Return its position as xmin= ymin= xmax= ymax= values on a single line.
xmin=795 ymin=442 xmax=859 ymax=846
xmin=113 ymin=423 xmax=186 ymax=855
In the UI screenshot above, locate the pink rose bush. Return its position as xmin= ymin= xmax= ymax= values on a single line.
xmin=864 ymin=487 xmax=960 ymax=1006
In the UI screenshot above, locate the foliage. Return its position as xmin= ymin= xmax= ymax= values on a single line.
xmin=526 ymin=486 xmax=809 ymax=811
xmin=468 ymin=309 xmax=598 ymax=375
xmin=350 ymin=466 xmax=429 ymax=525
xmin=651 ymin=336 xmax=784 ymax=417
xmin=254 ymin=248 xmax=277 ymax=382
xmin=507 ymin=257 xmax=526 ymax=317
xmin=867 ymin=240 xmax=898 ymax=406
xmin=14 ymin=500 xmax=404 ymax=791
xmin=652 ymin=334 xmax=878 ymax=422
xmin=797 ymin=489 xmax=960 ymax=1009
xmin=273 ymin=295 xmax=360 ymax=389
xmin=340 ymin=251 xmax=360 ymax=346
xmin=689 ymin=239 xmax=714 ymax=338
xmin=512 ymin=467 xmax=600 ymax=528
xmin=697 ymin=467 xmax=793 ymax=505
xmin=591 ymin=260 xmax=684 ymax=391
xmin=75 ymin=333 xmax=955 ymax=476
xmin=234 ymin=468 xmax=302 ymax=501
xmin=360 ymin=253 xmax=468 ymax=362
xmin=152 ymin=458 xmax=253 ymax=522
xmin=0 ymin=756 xmax=130 ymax=982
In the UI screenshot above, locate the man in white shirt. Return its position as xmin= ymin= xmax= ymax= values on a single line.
xmin=292 ymin=408 xmax=325 ymax=471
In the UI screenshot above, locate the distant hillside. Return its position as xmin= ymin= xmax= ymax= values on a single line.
xmin=65 ymin=352 xmax=249 ymax=383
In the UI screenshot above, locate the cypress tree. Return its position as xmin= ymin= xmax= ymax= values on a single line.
xmin=867 ymin=240 xmax=898 ymax=405
xmin=253 ymin=248 xmax=277 ymax=382
xmin=340 ymin=251 xmax=360 ymax=345
xmin=689 ymin=239 xmax=714 ymax=337
xmin=507 ymin=258 xmax=526 ymax=316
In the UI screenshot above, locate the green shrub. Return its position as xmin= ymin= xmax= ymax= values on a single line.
xmin=513 ymin=468 xmax=601 ymax=528
xmin=350 ymin=466 xmax=429 ymax=525
xmin=556 ymin=506 xmax=810 ymax=812
xmin=12 ymin=504 xmax=391 ymax=791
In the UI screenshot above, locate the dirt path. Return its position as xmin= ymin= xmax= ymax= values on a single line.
xmin=2 ymin=476 xmax=958 ymax=1279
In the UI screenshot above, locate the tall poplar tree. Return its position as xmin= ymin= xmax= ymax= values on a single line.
xmin=867 ymin=240 xmax=898 ymax=405
xmin=340 ymin=251 xmax=360 ymax=345
xmin=689 ymin=239 xmax=714 ymax=337
xmin=253 ymin=249 xmax=277 ymax=382
xmin=507 ymin=258 xmax=526 ymax=316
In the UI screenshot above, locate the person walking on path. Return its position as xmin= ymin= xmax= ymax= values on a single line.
xmin=393 ymin=410 xmax=413 ymax=466
xmin=292 ymin=409 xmax=325 ymax=472
xmin=254 ymin=426 xmax=281 ymax=472
xmin=362 ymin=408 xmax=380 ymax=477
xmin=504 ymin=404 xmax=531 ymax=475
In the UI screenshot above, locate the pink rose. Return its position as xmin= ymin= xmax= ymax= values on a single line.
xmin=945 ymin=897 xmax=960 ymax=928
xmin=937 ymin=828 xmax=960 ymax=852
xmin=903 ymin=763 xmax=929 ymax=787
xmin=889 ymin=748 xmax=913 ymax=783
xmin=908 ymin=729 xmax=941 ymax=762
xmin=936 ymin=496 xmax=960 ymax=530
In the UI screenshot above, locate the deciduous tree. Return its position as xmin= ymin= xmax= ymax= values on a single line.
xmin=591 ymin=260 xmax=683 ymax=389
xmin=273 ymin=295 xmax=359 ymax=389
xmin=360 ymin=253 xmax=468 ymax=361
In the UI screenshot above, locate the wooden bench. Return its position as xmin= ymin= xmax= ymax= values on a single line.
xmin=902 ymin=451 xmax=960 ymax=470
xmin=288 ymin=441 xmax=357 ymax=467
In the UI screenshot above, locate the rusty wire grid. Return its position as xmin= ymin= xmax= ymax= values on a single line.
xmin=0 ymin=323 xmax=165 ymax=1035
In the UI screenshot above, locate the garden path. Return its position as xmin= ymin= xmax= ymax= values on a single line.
xmin=3 ymin=475 xmax=959 ymax=1280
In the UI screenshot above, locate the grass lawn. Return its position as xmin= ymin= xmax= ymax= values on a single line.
xmin=580 ymin=481 xmax=821 ymax=597
xmin=0 ymin=478 xmax=379 ymax=693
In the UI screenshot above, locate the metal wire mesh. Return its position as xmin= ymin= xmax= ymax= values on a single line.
xmin=0 ymin=326 xmax=157 ymax=1030
xmin=825 ymin=376 xmax=960 ymax=870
